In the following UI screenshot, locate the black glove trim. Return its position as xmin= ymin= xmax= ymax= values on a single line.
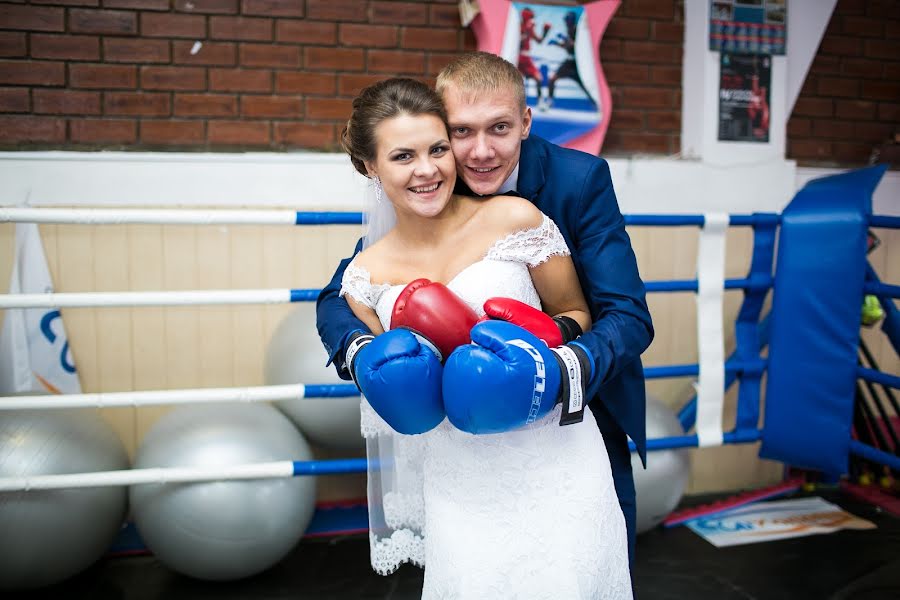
xmin=345 ymin=331 xmax=374 ymax=390
xmin=552 ymin=315 xmax=583 ymax=344
xmin=552 ymin=344 xmax=590 ymax=426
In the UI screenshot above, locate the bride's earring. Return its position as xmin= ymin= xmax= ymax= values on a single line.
xmin=373 ymin=176 xmax=384 ymax=205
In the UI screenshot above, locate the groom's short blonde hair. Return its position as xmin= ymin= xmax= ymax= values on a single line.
xmin=436 ymin=52 xmax=526 ymax=111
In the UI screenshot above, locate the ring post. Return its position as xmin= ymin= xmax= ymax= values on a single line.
xmin=760 ymin=165 xmax=887 ymax=476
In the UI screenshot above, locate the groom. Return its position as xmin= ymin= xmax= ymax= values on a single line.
xmin=317 ymin=52 xmax=653 ymax=569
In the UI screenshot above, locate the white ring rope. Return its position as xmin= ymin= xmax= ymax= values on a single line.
xmin=0 ymin=462 xmax=298 ymax=492
xmin=0 ymin=289 xmax=296 ymax=309
xmin=1 ymin=207 xmax=299 ymax=225
xmin=0 ymin=383 xmax=313 ymax=410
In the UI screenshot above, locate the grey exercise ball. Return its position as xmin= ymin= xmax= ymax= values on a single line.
xmin=632 ymin=395 xmax=691 ymax=534
xmin=266 ymin=303 xmax=363 ymax=450
xmin=129 ymin=403 xmax=315 ymax=581
xmin=0 ymin=409 xmax=130 ymax=590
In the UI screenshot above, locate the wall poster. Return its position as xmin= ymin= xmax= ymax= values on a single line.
xmin=710 ymin=0 xmax=786 ymax=55
xmin=718 ymin=52 xmax=771 ymax=143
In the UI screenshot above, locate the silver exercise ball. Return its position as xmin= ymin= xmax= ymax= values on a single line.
xmin=633 ymin=395 xmax=691 ymax=534
xmin=0 ymin=409 xmax=129 ymax=590
xmin=129 ymin=404 xmax=316 ymax=581
xmin=266 ymin=303 xmax=363 ymax=450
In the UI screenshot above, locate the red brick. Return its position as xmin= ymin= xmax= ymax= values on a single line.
xmin=878 ymin=102 xmax=900 ymax=121
xmin=0 ymin=87 xmax=29 ymax=112
xmin=208 ymin=120 xmax=270 ymax=145
xmin=239 ymin=43 xmax=300 ymax=68
xmin=241 ymin=95 xmax=301 ymax=118
xmin=861 ymin=80 xmax=900 ymax=101
xmin=652 ymin=21 xmax=683 ymax=43
xmin=209 ymin=68 xmax=272 ymax=92
xmin=841 ymin=15 xmax=884 ymax=36
xmin=306 ymin=0 xmax=367 ymax=22
xmin=603 ymin=62 xmax=650 ymax=85
xmin=834 ymin=0 xmax=866 ymax=15
xmin=105 ymin=91 xmax=170 ymax=116
xmin=789 ymin=139 xmax=834 ymax=160
xmin=306 ymin=47 xmax=364 ymax=71
xmin=70 ymin=118 xmax=136 ymax=143
xmin=305 ymin=96 xmax=352 ymax=120
xmin=645 ymin=111 xmax=679 ymax=131
xmin=141 ymin=13 xmax=206 ymax=38
xmin=819 ymin=35 xmax=863 ymax=56
xmin=141 ymin=66 xmax=206 ymax=91
xmin=604 ymin=130 xmax=671 ymax=154
xmin=461 ymin=28 xmax=476 ymax=51
xmin=832 ymin=141 xmax=872 ymax=163
xmin=0 ymin=115 xmax=65 ymax=143
xmin=31 ymin=34 xmax=100 ymax=60
xmin=172 ymin=41 xmax=236 ymax=66
xmin=429 ymin=4 xmax=460 ymax=27
xmin=104 ymin=38 xmax=170 ymax=63
xmin=0 ymin=5 xmax=64 ymax=32
xmin=69 ymin=9 xmax=137 ymax=35
xmin=0 ymin=32 xmax=26 ymax=57
xmin=865 ymin=0 xmax=899 ymax=18
xmin=786 ymin=117 xmax=811 ymax=137
xmin=337 ymin=73 xmax=385 ymax=96
xmin=792 ymin=97 xmax=833 ymax=118
xmin=841 ymin=58 xmax=883 ymax=79
xmin=340 ymin=24 xmax=398 ymax=48
xmin=834 ymin=99 xmax=876 ymax=120
xmin=174 ymin=93 xmax=237 ymax=117
xmin=70 ymin=63 xmax=136 ymax=89
xmin=621 ymin=40 xmax=680 ymax=64
xmin=371 ymin=1 xmax=428 ymax=25
xmin=426 ymin=52 xmax=457 ymax=77
xmin=141 ymin=119 xmax=205 ymax=144
xmin=621 ymin=87 xmax=674 ymax=109
xmin=275 ymin=71 xmax=335 ymax=95
xmin=809 ymin=54 xmax=841 ymax=75
xmin=276 ymin=20 xmax=336 ymax=44
xmin=620 ymin=0 xmax=675 ymax=19
xmin=0 ymin=60 xmax=65 ymax=86
xmin=32 ymin=0 xmax=98 ymax=5
xmin=811 ymin=120 xmax=855 ymax=139
xmin=798 ymin=74 xmax=818 ymax=97
xmin=401 ymin=27 xmax=458 ymax=51
xmin=367 ymin=49 xmax=424 ymax=74
xmin=599 ymin=38 xmax=623 ymax=61
xmin=606 ymin=17 xmax=650 ymax=40
xmin=33 ymin=89 xmax=100 ymax=114
xmin=174 ymin=0 xmax=237 ymax=13
xmin=649 ymin=64 xmax=681 ymax=85
xmin=241 ymin=0 xmax=303 ymax=17
xmin=105 ymin=0 xmax=170 ymax=10
xmin=210 ymin=16 xmax=273 ymax=41
xmin=273 ymin=121 xmax=333 ymax=147
xmin=608 ymin=109 xmax=644 ymax=130
xmin=817 ymin=76 xmax=859 ymax=98
xmin=854 ymin=121 xmax=893 ymax=142
xmin=864 ymin=39 xmax=900 ymax=60
xmin=885 ymin=62 xmax=900 ymax=80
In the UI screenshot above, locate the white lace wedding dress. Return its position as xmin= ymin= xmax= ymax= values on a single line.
xmin=341 ymin=215 xmax=632 ymax=600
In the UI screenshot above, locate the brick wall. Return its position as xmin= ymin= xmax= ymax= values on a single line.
xmin=0 ymin=0 xmax=684 ymax=154
xmin=787 ymin=0 xmax=900 ymax=167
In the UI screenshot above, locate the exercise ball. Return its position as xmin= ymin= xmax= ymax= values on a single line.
xmin=632 ymin=396 xmax=691 ymax=534
xmin=129 ymin=404 xmax=316 ymax=581
xmin=0 ymin=409 xmax=129 ymax=590
xmin=265 ymin=303 xmax=363 ymax=450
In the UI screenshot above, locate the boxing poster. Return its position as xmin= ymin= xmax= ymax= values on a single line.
xmin=469 ymin=0 xmax=619 ymax=154
xmin=717 ymin=52 xmax=771 ymax=143
xmin=710 ymin=0 xmax=787 ymax=55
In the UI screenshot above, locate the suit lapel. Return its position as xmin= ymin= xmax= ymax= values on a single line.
xmin=516 ymin=136 xmax=547 ymax=203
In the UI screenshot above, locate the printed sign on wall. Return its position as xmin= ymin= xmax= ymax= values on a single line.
xmin=710 ymin=0 xmax=787 ymax=55
xmin=718 ymin=52 xmax=771 ymax=143
xmin=470 ymin=0 xmax=619 ymax=154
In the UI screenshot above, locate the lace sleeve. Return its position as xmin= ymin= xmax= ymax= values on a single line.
xmin=340 ymin=261 xmax=390 ymax=309
xmin=485 ymin=213 xmax=571 ymax=266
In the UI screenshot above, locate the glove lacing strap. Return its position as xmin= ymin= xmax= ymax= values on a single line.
xmin=345 ymin=331 xmax=374 ymax=390
xmin=551 ymin=344 xmax=590 ymax=426
xmin=552 ymin=315 xmax=582 ymax=344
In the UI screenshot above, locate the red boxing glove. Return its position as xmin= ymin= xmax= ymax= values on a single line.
xmin=482 ymin=297 xmax=574 ymax=348
xmin=391 ymin=279 xmax=479 ymax=362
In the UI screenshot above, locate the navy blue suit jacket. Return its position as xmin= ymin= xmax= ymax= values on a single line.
xmin=316 ymin=135 xmax=653 ymax=463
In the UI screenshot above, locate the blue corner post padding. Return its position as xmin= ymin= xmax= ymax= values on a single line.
xmin=759 ymin=165 xmax=887 ymax=476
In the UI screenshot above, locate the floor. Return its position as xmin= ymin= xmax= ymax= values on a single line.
xmin=7 ymin=488 xmax=900 ymax=600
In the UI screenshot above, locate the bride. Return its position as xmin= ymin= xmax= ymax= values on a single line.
xmin=337 ymin=78 xmax=632 ymax=600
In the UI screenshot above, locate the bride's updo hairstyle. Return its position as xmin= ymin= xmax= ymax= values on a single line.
xmin=342 ymin=78 xmax=448 ymax=178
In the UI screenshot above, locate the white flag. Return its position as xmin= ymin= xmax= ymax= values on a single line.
xmin=0 ymin=223 xmax=81 ymax=394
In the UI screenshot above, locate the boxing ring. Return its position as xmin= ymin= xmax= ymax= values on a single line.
xmin=1 ymin=164 xmax=898 ymax=586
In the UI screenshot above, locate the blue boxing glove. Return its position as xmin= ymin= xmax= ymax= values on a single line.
xmin=443 ymin=320 xmax=591 ymax=434
xmin=345 ymin=329 xmax=445 ymax=435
